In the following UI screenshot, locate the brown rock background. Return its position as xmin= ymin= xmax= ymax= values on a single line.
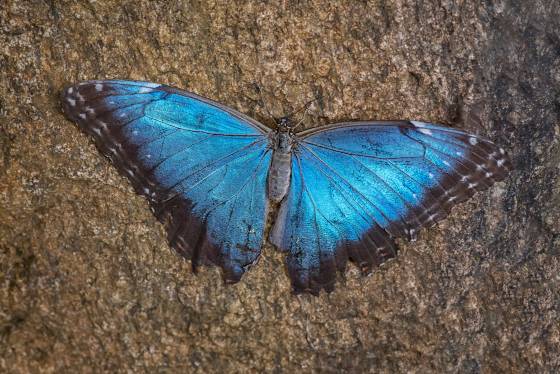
xmin=1 ymin=0 xmax=558 ymax=372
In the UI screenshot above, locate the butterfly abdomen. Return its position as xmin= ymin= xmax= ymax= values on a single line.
xmin=267 ymin=133 xmax=294 ymax=203
xmin=267 ymin=151 xmax=292 ymax=203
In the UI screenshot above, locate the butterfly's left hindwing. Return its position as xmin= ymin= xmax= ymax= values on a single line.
xmin=62 ymin=80 xmax=271 ymax=282
xmin=271 ymin=121 xmax=511 ymax=294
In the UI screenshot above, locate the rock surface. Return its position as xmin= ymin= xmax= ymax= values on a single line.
xmin=1 ymin=0 xmax=558 ymax=372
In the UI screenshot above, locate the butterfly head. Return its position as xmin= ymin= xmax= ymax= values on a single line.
xmin=272 ymin=117 xmax=296 ymax=153
xmin=277 ymin=116 xmax=293 ymax=133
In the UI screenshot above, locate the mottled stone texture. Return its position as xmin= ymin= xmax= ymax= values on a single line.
xmin=1 ymin=0 xmax=558 ymax=372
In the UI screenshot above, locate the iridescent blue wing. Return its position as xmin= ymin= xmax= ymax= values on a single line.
xmin=62 ymin=80 xmax=272 ymax=283
xmin=270 ymin=121 xmax=511 ymax=294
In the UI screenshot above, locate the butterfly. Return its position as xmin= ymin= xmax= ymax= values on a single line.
xmin=61 ymin=80 xmax=511 ymax=294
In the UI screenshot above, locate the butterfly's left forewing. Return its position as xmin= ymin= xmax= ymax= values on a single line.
xmin=271 ymin=121 xmax=511 ymax=294
xmin=62 ymin=80 xmax=271 ymax=282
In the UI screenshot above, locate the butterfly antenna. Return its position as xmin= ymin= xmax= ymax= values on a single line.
xmin=287 ymin=97 xmax=318 ymax=118
xmin=290 ymin=96 xmax=320 ymax=131
xmin=291 ymin=106 xmax=311 ymax=132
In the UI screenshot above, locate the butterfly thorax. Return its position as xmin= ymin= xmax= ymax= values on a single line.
xmin=267 ymin=129 xmax=295 ymax=203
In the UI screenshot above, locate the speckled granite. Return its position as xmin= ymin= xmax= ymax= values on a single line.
xmin=1 ymin=1 xmax=558 ymax=372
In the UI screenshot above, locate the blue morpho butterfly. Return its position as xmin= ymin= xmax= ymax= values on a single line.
xmin=61 ymin=80 xmax=511 ymax=294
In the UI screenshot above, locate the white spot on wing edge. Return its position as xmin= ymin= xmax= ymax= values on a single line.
xmin=141 ymin=82 xmax=160 ymax=88
xmin=419 ymin=128 xmax=433 ymax=136
xmin=67 ymin=98 xmax=76 ymax=106
xmin=469 ymin=137 xmax=478 ymax=145
xmin=78 ymin=113 xmax=86 ymax=119
xmin=138 ymin=86 xmax=155 ymax=93
xmin=95 ymin=83 xmax=103 ymax=91
xmin=410 ymin=120 xmax=430 ymax=128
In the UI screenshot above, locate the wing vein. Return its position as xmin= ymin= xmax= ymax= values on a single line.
xmin=144 ymin=113 xmax=262 ymax=137
xmin=162 ymin=138 xmax=267 ymax=194
xmin=300 ymin=140 xmax=425 ymax=160
xmin=300 ymin=144 xmax=408 ymax=232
